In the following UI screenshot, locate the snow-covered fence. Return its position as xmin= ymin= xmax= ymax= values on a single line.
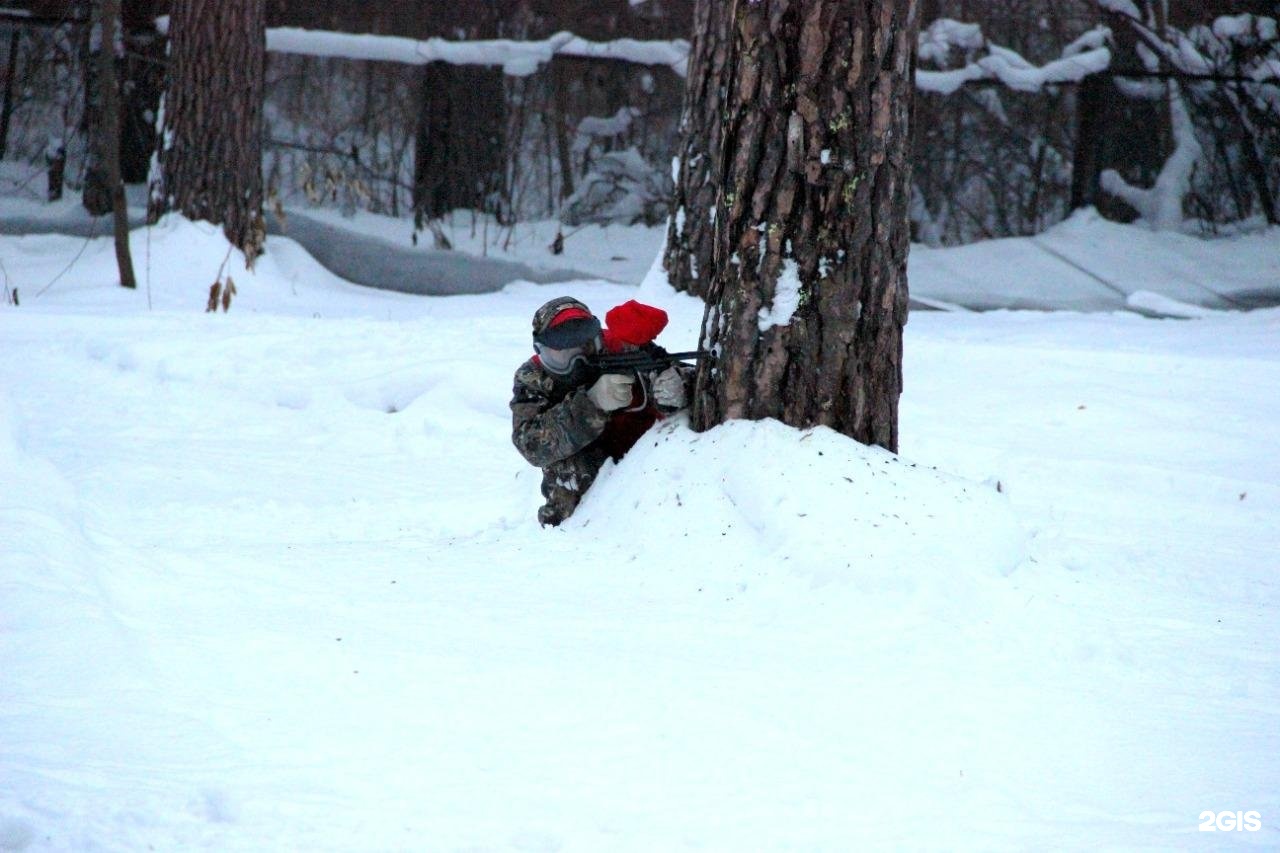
xmin=154 ymin=18 xmax=690 ymax=78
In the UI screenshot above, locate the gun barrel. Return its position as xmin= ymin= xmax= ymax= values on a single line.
xmin=591 ymin=350 xmax=710 ymax=366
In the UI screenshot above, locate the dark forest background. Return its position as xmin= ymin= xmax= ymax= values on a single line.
xmin=1 ymin=0 xmax=1276 ymax=247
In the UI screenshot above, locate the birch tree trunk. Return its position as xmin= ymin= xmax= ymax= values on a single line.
xmin=148 ymin=0 xmax=266 ymax=261
xmin=686 ymin=0 xmax=919 ymax=452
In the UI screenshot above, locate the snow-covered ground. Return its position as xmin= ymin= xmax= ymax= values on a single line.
xmin=281 ymin=206 xmax=1280 ymax=313
xmin=1 ymin=216 xmax=1278 ymax=850
xmin=5 ymin=162 xmax=1277 ymax=310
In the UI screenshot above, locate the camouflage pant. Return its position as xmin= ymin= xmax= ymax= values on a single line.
xmin=537 ymin=444 xmax=610 ymax=526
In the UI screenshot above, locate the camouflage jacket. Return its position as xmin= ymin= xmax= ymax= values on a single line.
xmin=510 ymin=358 xmax=611 ymax=526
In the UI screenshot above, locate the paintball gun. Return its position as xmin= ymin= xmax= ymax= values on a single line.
xmin=586 ymin=349 xmax=712 ymax=376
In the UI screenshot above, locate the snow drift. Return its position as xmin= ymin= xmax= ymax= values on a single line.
xmin=572 ymin=417 xmax=1026 ymax=601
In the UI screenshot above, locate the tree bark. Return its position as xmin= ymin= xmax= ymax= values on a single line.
xmin=686 ymin=0 xmax=919 ymax=452
xmin=663 ymin=0 xmax=731 ymax=299
xmin=98 ymin=0 xmax=136 ymax=288
xmin=81 ymin=2 xmax=112 ymax=216
xmin=118 ymin=1 xmax=165 ymax=184
xmin=148 ymin=0 xmax=266 ymax=261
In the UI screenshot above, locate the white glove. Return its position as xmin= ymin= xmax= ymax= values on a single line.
xmin=652 ymin=366 xmax=687 ymax=409
xmin=587 ymin=373 xmax=635 ymax=412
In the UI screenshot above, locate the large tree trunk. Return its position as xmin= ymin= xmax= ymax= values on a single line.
xmin=687 ymin=0 xmax=919 ymax=452
xmin=412 ymin=62 xmax=507 ymax=226
xmin=663 ymin=0 xmax=732 ymax=299
xmin=148 ymin=0 xmax=266 ymax=261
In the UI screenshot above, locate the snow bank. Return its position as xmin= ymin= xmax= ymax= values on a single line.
xmin=573 ymin=417 xmax=1026 ymax=605
xmin=1126 ymin=289 xmax=1220 ymax=318
xmin=909 ymin=208 xmax=1280 ymax=311
xmin=6 ymin=214 xmax=438 ymax=317
xmin=0 ymin=392 xmax=86 ymax=593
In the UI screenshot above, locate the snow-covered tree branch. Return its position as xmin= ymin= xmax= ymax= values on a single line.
xmin=916 ymin=19 xmax=1113 ymax=95
xmin=1092 ymin=1 xmax=1279 ymax=227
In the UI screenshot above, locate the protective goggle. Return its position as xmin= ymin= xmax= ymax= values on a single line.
xmin=535 ymin=336 xmax=600 ymax=375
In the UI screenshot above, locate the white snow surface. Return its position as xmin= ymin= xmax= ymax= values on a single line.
xmin=908 ymin=208 xmax=1280 ymax=311
xmin=1125 ymin=289 xmax=1218 ymax=318
xmin=1 ymin=216 xmax=1279 ymax=849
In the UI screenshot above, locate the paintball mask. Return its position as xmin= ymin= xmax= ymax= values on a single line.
xmin=532 ymin=297 xmax=602 ymax=375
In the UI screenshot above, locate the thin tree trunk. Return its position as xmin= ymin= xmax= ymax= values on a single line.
xmin=686 ymin=0 xmax=920 ymax=452
xmin=549 ymin=59 xmax=576 ymax=201
xmin=0 ymin=30 xmax=19 ymax=161
xmin=149 ymin=0 xmax=266 ymax=261
xmin=82 ymin=3 xmax=112 ymax=216
xmin=1092 ymin=4 xmax=1172 ymax=223
xmin=1070 ymin=73 xmax=1104 ymax=212
xmin=98 ymin=0 xmax=136 ymax=288
xmin=47 ymin=144 xmax=66 ymax=201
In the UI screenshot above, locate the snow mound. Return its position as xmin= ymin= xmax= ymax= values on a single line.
xmin=571 ymin=417 xmax=1027 ymax=596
